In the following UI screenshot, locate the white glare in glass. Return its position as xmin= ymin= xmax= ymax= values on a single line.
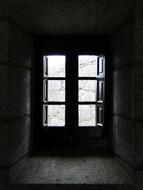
xmin=79 ymin=105 xmax=96 ymax=126
xmin=78 ymin=55 xmax=97 ymax=77
xmin=79 ymin=80 xmax=97 ymax=102
xmin=48 ymin=105 xmax=65 ymax=127
xmin=48 ymin=80 xmax=65 ymax=102
xmin=44 ymin=55 xmax=65 ymax=77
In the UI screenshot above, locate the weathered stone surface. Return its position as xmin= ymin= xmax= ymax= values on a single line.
xmin=0 ymin=20 xmax=10 ymax=63
xmin=135 ymin=0 xmax=143 ymax=16
xmin=0 ymin=0 xmax=9 ymax=17
xmin=135 ymin=65 xmax=143 ymax=119
xmin=134 ymin=16 xmax=143 ymax=62
xmin=10 ymin=23 xmax=32 ymax=68
xmin=0 ymin=66 xmax=9 ymax=118
xmin=0 ymin=122 xmax=10 ymax=167
xmin=0 ymin=168 xmax=9 ymax=185
xmin=134 ymin=121 xmax=143 ymax=168
xmin=113 ymin=116 xmax=134 ymax=165
xmin=0 ymin=116 xmax=30 ymax=167
xmin=0 ymin=66 xmax=31 ymax=119
xmin=8 ymin=67 xmax=30 ymax=118
xmin=10 ymin=156 xmax=132 ymax=184
xmin=113 ymin=68 xmax=134 ymax=117
xmin=135 ymin=171 xmax=143 ymax=183
xmin=8 ymin=0 xmax=134 ymax=35
xmin=9 ymin=184 xmax=140 ymax=190
xmin=10 ymin=116 xmax=30 ymax=165
xmin=111 ymin=20 xmax=134 ymax=70
xmin=0 ymin=167 xmax=9 ymax=188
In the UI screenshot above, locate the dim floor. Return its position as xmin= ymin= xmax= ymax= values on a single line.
xmin=10 ymin=155 xmax=133 ymax=184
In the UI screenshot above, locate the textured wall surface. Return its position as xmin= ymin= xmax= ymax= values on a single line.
xmin=9 ymin=0 xmax=134 ymax=35
xmin=112 ymin=0 xmax=143 ymax=183
xmin=9 ymin=23 xmax=32 ymax=165
xmin=0 ymin=1 xmax=33 ymax=185
xmin=111 ymin=20 xmax=135 ymax=165
xmin=133 ymin=0 xmax=143 ymax=182
xmin=0 ymin=1 xmax=11 ymax=184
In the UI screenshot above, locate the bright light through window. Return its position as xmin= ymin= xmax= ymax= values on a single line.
xmin=43 ymin=55 xmax=65 ymax=77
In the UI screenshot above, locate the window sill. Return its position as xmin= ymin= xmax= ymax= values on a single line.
xmin=10 ymin=155 xmax=133 ymax=184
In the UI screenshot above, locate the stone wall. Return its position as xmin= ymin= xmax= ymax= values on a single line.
xmin=133 ymin=0 xmax=143 ymax=183
xmin=111 ymin=19 xmax=135 ymax=165
xmin=111 ymin=0 xmax=143 ymax=182
xmin=134 ymin=0 xmax=143 ymax=169
xmin=9 ymin=22 xmax=32 ymax=165
xmin=0 ymin=1 xmax=11 ymax=184
xmin=0 ymin=0 xmax=33 ymax=184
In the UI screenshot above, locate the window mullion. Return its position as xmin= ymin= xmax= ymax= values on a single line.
xmin=66 ymin=54 xmax=78 ymax=134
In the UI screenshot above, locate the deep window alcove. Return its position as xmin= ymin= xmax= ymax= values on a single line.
xmin=32 ymin=36 xmax=111 ymax=152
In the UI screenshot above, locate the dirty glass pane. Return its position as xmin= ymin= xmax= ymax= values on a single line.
xmin=78 ymin=105 xmax=96 ymax=126
xmin=78 ymin=55 xmax=97 ymax=77
xmin=79 ymin=80 xmax=96 ymax=102
xmin=48 ymin=105 xmax=65 ymax=127
xmin=48 ymin=80 xmax=65 ymax=102
xmin=43 ymin=55 xmax=65 ymax=77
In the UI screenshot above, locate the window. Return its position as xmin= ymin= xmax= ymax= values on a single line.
xmin=43 ymin=55 xmax=66 ymax=127
xmin=42 ymin=55 xmax=105 ymax=129
xmin=33 ymin=36 xmax=109 ymax=150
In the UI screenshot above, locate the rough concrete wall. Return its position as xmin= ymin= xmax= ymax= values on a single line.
xmin=0 ymin=0 xmax=11 ymax=184
xmin=134 ymin=0 xmax=143 ymax=169
xmin=0 ymin=0 xmax=32 ymax=184
xmin=112 ymin=1 xmax=143 ymax=183
xmin=111 ymin=20 xmax=135 ymax=165
xmin=133 ymin=0 xmax=143 ymax=183
xmin=9 ymin=22 xmax=32 ymax=165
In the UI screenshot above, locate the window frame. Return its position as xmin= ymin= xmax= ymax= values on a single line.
xmin=43 ymin=55 xmax=66 ymax=127
xmin=32 ymin=35 xmax=111 ymax=151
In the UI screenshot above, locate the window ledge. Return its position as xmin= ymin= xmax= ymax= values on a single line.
xmin=10 ymin=155 xmax=133 ymax=184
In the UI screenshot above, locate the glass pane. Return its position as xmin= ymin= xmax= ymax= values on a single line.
xmin=78 ymin=105 xmax=96 ymax=127
xmin=43 ymin=55 xmax=65 ymax=77
xmin=78 ymin=55 xmax=97 ymax=77
xmin=48 ymin=105 xmax=65 ymax=127
xmin=48 ymin=80 xmax=65 ymax=102
xmin=79 ymin=80 xmax=97 ymax=102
